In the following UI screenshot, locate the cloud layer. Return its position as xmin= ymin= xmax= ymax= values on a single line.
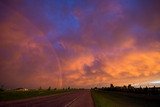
xmin=0 ymin=0 xmax=160 ymax=88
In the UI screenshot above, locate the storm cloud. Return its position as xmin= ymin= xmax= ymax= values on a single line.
xmin=0 ymin=0 xmax=160 ymax=88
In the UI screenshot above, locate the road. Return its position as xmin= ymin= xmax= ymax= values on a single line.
xmin=0 ymin=90 xmax=94 ymax=107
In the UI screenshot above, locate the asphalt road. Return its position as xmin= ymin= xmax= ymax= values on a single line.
xmin=0 ymin=90 xmax=94 ymax=107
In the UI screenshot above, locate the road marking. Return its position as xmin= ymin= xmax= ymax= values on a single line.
xmin=64 ymin=97 xmax=79 ymax=107
xmin=65 ymin=92 xmax=86 ymax=107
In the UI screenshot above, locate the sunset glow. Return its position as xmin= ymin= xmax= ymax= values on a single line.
xmin=0 ymin=0 xmax=160 ymax=88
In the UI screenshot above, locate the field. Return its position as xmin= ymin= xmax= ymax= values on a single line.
xmin=91 ymin=90 xmax=160 ymax=107
xmin=0 ymin=89 xmax=73 ymax=101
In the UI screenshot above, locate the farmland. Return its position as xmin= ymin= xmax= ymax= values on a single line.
xmin=0 ymin=89 xmax=74 ymax=101
xmin=91 ymin=90 xmax=160 ymax=107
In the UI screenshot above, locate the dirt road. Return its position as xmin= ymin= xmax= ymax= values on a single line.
xmin=0 ymin=90 xmax=94 ymax=107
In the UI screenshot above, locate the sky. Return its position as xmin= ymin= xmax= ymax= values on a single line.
xmin=0 ymin=0 xmax=160 ymax=89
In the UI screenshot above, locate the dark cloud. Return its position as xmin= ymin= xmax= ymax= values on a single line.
xmin=83 ymin=58 xmax=107 ymax=76
xmin=0 ymin=0 xmax=160 ymax=88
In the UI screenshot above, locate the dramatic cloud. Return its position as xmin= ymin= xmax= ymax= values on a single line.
xmin=0 ymin=0 xmax=160 ymax=88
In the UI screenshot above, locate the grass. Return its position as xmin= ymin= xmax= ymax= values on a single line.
xmin=0 ymin=89 xmax=74 ymax=101
xmin=91 ymin=90 xmax=160 ymax=107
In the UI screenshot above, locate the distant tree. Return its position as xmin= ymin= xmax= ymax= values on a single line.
xmin=143 ymin=86 xmax=149 ymax=94
xmin=128 ymin=84 xmax=132 ymax=89
xmin=128 ymin=84 xmax=134 ymax=93
xmin=94 ymin=87 xmax=98 ymax=90
xmin=140 ymin=86 xmax=142 ymax=89
xmin=48 ymin=86 xmax=51 ymax=91
xmin=123 ymin=85 xmax=127 ymax=90
xmin=0 ymin=85 xmax=4 ymax=91
xmin=39 ymin=86 xmax=42 ymax=90
xmin=68 ymin=87 xmax=70 ymax=90
xmin=54 ymin=88 xmax=57 ymax=90
xmin=152 ymin=86 xmax=157 ymax=95
xmin=110 ymin=84 xmax=114 ymax=88
xmin=138 ymin=86 xmax=143 ymax=94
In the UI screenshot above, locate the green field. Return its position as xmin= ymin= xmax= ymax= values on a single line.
xmin=0 ymin=89 xmax=73 ymax=101
xmin=91 ymin=90 xmax=160 ymax=107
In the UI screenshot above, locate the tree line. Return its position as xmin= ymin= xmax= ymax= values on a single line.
xmin=92 ymin=84 xmax=160 ymax=95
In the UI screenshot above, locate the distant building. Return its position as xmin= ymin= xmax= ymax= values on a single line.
xmin=15 ymin=88 xmax=29 ymax=91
